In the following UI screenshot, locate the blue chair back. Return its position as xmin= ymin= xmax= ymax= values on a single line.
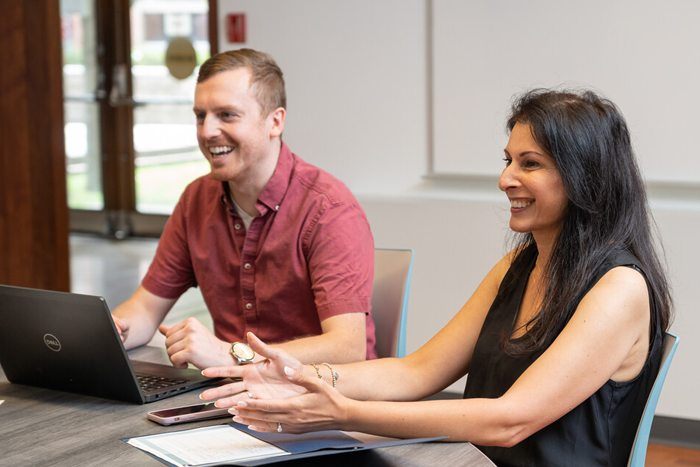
xmin=627 ymin=332 xmax=679 ymax=467
xmin=371 ymin=249 xmax=414 ymax=358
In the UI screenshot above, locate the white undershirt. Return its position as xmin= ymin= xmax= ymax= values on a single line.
xmin=229 ymin=194 xmax=257 ymax=230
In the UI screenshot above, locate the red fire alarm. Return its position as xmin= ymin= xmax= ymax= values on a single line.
xmin=227 ymin=14 xmax=246 ymax=43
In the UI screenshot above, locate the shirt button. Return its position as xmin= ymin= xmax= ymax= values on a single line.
xmin=234 ymin=223 xmax=242 ymax=230
xmin=245 ymin=303 xmax=253 ymax=310
xmin=244 ymin=263 xmax=251 ymax=270
xmin=275 ymin=205 xmax=279 ymax=211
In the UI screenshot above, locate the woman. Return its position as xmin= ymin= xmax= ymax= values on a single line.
xmin=200 ymin=89 xmax=673 ymax=467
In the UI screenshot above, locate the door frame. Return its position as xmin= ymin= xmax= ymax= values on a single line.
xmin=68 ymin=0 xmax=218 ymax=238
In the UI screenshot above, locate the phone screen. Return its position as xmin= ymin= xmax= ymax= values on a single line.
xmin=151 ymin=403 xmax=222 ymax=417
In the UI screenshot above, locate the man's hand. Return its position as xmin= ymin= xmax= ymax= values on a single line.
xmin=112 ymin=315 xmax=130 ymax=343
xmin=158 ymin=317 xmax=232 ymax=369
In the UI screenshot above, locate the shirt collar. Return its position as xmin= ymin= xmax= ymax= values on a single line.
xmin=217 ymin=141 xmax=294 ymax=216
xmin=255 ymin=141 xmax=293 ymax=215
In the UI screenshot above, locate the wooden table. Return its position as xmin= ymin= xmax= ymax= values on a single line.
xmin=0 ymin=346 xmax=494 ymax=467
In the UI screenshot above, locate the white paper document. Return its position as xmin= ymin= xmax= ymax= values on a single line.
xmin=127 ymin=425 xmax=289 ymax=466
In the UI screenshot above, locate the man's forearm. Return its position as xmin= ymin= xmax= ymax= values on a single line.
xmin=270 ymin=334 xmax=365 ymax=364
xmin=269 ymin=312 xmax=367 ymax=364
xmin=112 ymin=286 xmax=177 ymax=349
xmin=113 ymin=303 xmax=159 ymax=349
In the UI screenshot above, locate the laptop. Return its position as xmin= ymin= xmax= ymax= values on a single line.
xmin=0 ymin=284 xmax=219 ymax=404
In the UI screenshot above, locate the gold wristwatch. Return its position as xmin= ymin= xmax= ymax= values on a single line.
xmin=230 ymin=342 xmax=255 ymax=365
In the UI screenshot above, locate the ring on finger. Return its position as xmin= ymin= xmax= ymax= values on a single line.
xmin=277 ymin=422 xmax=282 ymax=433
xmin=247 ymin=392 xmax=253 ymax=399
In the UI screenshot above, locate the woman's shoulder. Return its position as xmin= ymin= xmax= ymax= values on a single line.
xmin=595 ymin=265 xmax=648 ymax=294
xmin=589 ymin=248 xmax=648 ymax=299
xmin=578 ymin=245 xmax=648 ymax=301
xmin=595 ymin=260 xmax=648 ymax=295
xmin=581 ymin=262 xmax=650 ymax=329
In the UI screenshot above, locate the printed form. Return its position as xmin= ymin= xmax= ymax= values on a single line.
xmin=127 ymin=425 xmax=289 ymax=466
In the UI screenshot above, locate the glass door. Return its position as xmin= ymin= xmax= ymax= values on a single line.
xmin=62 ymin=0 xmax=104 ymax=212
xmin=131 ymin=0 xmax=211 ymax=216
xmin=60 ymin=0 xmax=216 ymax=237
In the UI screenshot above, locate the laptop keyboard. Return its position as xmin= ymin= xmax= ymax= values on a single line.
xmin=137 ymin=374 xmax=187 ymax=392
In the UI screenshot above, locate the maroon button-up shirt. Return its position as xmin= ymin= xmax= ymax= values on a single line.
xmin=142 ymin=142 xmax=377 ymax=359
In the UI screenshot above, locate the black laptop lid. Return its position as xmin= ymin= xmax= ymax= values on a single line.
xmin=0 ymin=285 xmax=145 ymax=403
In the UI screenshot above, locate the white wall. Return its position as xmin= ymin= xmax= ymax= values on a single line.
xmin=431 ymin=0 xmax=700 ymax=181
xmin=217 ymin=0 xmax=699 ymax=420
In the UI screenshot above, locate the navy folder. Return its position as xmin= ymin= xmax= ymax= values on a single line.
xmin=125 ymin=421 xmax=446 ymax=466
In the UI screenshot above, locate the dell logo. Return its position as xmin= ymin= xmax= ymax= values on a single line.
xmin=44 ymin=334 xmax=61 ymax=352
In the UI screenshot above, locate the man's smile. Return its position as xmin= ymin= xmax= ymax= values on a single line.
xmin=209 ymin=146 xmax=234 ymax=158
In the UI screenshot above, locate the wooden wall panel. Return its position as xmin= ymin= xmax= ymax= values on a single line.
xmin=0 ymin=0 xmax=70 ymax=291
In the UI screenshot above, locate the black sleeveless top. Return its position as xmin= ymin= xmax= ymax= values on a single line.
xmin=464 ymin=244 xmax=663 ymax=467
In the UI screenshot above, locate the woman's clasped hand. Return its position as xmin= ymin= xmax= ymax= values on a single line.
xmin=201 ymin=332 xmax=348 ymax=434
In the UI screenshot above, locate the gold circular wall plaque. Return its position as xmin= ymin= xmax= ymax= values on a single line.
xmin=165 ymin=37 xmax=197 ymax=80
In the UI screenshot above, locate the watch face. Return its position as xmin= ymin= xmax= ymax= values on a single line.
xmin=233 ymin=342 xmax=255 ymax=360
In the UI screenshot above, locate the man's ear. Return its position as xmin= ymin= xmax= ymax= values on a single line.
xmin=268 ymin=107 xmax=286 ymax=138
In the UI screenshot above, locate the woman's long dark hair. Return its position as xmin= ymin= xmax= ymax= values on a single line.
xmin=503 ymin=88 xmax=673 ymax=356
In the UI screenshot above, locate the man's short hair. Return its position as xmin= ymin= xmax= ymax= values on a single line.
xmin=197 ymin=48 xmax=286 ymax=116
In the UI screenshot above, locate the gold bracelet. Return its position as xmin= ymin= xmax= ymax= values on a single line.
xmin=310 ymin=363 xmax=322 ymax=380
xmin=321 ymin=363 xmax=338 ymax=389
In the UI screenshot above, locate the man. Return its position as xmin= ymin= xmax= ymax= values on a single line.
xmin=113 ymin=49 xmax=376 ymax=369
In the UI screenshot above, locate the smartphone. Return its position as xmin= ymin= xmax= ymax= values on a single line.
xmin=147 ymin=402 xmax=231 ymax=426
